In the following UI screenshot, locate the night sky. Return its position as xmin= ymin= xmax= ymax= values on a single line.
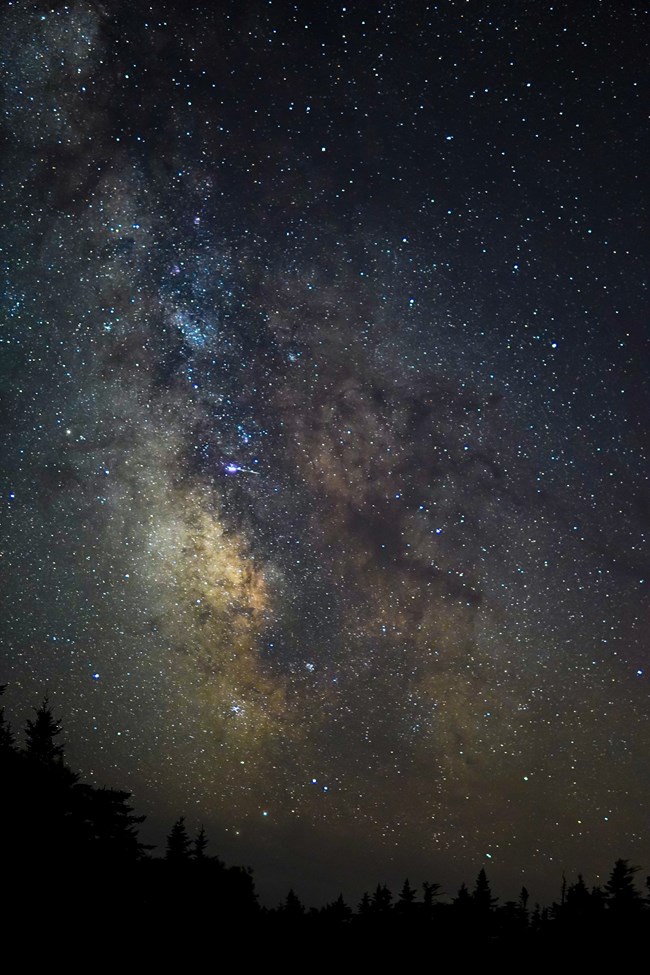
xmin=1 ymin=0 xmax=648 ymax=907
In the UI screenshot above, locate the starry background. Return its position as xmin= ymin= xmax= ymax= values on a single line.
xmin=1 ymin=0 xmax=648 ymax=906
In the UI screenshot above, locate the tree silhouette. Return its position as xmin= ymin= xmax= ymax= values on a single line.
xmin=165 ymin=816 xmax=191 ymax=862
xmin=357 ymin=891 xmax=372 ymax=918
xmin=193 ymin=824 xmax=208 ymax=860
xmin=281 ymin=888 xmax=305 ymax=918
xmin=24 ymin=697 xmax=65 ymax=766
xmin=566 ymin=874 xmax=590 ymax=910
xmin=17 ymin=697 xmax=80 ymax=879
xmin=396 ymin=878 xmax=417 ymax=919
xmin=77 ymin=785 xmax=148 ymax=864
xmin=473 ymin=868 xmax=497 ymax=912
xmin=398 ymin=877 xmax=416 ymax=905
xmin=422 ymin=881 xmax=441 ymax=907
xmin=451 ymin=881 xmax=473 ymax=934
xmin=454 ymin=881 xmax=472 ymax=908
xmin=370 ymin=883 xmax=393 ymax=914
xmin=604 ymin=859 xmax=642 ymax=914
xmin=322 ymin=893 xmax=352 ymax=922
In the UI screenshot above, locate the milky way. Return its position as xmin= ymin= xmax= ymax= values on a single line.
xmin=1 ymin=1 xmax=648 ymax=905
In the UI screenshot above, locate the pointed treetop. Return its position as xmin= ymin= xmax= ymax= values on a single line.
xmin=422 ymin=881 xmax=442 ymax=906
xmin=472 ymin=868 xmax=497 ymax=911
xmin=357 ymin=891 xmax=372 ymax=916
xmin=371 ymin=883 xmax=393 ymax=912
xmin=398 ymin=878 xmax=416 ymax=904
xmin=166 ymin=816 xmax=192 ymax=862
xmin=324 ymin=893 xmax=352 ymax=922
xmin=604 ymin=859 xmax=641 ymax=908
xmin=193 ymin=824 xmax=209 ymax=860
xmin=283 ymin=888 xmax=305 ymax=916
xmin=24 ymin=697 xmax=65 ymax=764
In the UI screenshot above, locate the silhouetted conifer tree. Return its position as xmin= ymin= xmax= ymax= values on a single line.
xmin=370 ymin=883 xmax=393 ymax=913
xmin=452 ymin=881 xmax=473 ymax=932
xmin=472 ymin=868 xmax=496 ymax=912
xmin=19 ymin=697 xmax=79 ymax=876
xmin=516 ymin=886 xmax=529 ymax=926
xmin=398 ymin=878 xmax=416 ymax=906
xmin=454 ymin=881 xmax=471 ymax=908
xmin=395 ymin=878 xmax=416 ymax=920
xmin=604 ymin=859 xmax=641 ymax=913
xmin=282 ymin=888 xmax=305 ymax=917
xmin=566 ymin=874 xmax=590 ymax=909
xmin=469 ymin=869 xmax=496 ymax=938
xmin=357 ymin=891 xmax=372 ymax=918
xmin=519 ymin=886 xmax=529 ymax=911
xmin=193 ymin=824 xmax=208 ymax=860
xmin=24 ymin=697 xmax=66 ymax=766
xmin=422 ymin=881 xmax=441 ymax=907
xmin=166 ymin=816 xmax=191 ymax=862
xmin=78 ymin=784 xmax=148 ymax=864
xmin=323 ymin=893 xmax=352 ymax=922
xmin=422 ymin=880 xmax=441 ymax=923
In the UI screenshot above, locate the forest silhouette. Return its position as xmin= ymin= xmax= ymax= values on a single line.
xmin=1 ymin=686 xmax=647 ymax=947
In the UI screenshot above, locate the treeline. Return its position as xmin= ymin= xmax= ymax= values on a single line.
xmin=273 ymin=861 xmax=649 ymax=945
xmin=1 ymin=688 xmax=648 ymax=945
xmin=0 ymin=689 xmax=257 ymax=934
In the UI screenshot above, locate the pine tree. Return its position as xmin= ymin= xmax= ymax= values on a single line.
xmin=473 ymin=868 xmax=497 ymax=912
xmin=422 ymin=880 xmax=441 ymax=908
xmin=471 ymin=868 xmax=496 ymax=937
xmin=17 ymin=697 xmax=79 ymax=880
xmin=165 ymin=816 xmax=191 ymax=862
xmin=452 ymin=881 xmax=473 ymax=929
xmin=517 ymin=885 xmax=530 ymax=928
xmin=282 ymin=888 xmax=305 ymax=917
xmin=24 ymin=697 xmax=65 ymax=765
xmin=357 ymin=891 xmax=372 ymax=918
xmin=396 ymin=878 xmax=417 ymax=918
xmin=422 ymin=881 xmax=441 ymax=922
xmin=370 ymin=883 xmax=393 ymax=913
xmin=193 ymin=824 xmax=208 ymax=860
xmin=566 ymin=874 xmax=590 ymax=907
xmin=79 ymin=785 xmax=148 ymax=864
xmin=604 ymin=859 xmax=642 ymax=912
xmin=398 ymin=878 xmax=416 ymax=906
xmin=454 ymin=881 xmax=472 ymax=908
xmin=323 ymin=893 xmax=352 ymax=922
